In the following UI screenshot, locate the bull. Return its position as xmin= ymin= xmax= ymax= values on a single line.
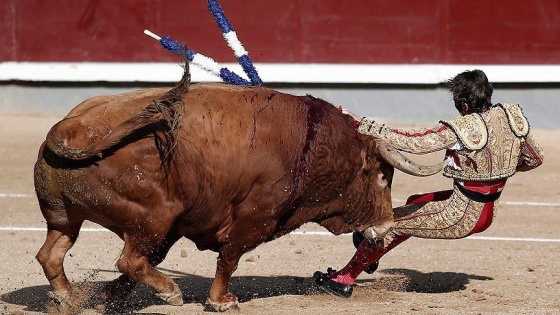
xmin=34 ymin=66 xmax=441 ymax=312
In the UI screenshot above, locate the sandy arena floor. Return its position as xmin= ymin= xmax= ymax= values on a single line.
xmin=0 ymin=115 xmax=559 ymax=315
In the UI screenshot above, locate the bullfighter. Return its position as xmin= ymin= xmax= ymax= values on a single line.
xmin=314 ymin=69 xmax=544 ymax=298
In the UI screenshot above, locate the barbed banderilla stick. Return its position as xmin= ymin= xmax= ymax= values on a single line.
xmin=143 ymin=29 xmax=252 ymax=86
xmin=207 ymin=0 xmax=263 ymax=86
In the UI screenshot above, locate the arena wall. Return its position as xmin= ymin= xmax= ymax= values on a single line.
xmin=1 ymin=1 xmax=559 ymax=127
xmin=3 ymin=0 xmax=560 ymax=64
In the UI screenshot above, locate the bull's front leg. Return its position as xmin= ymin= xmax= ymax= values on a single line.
xmin=206 ymin=251 xmax=241 ymax=312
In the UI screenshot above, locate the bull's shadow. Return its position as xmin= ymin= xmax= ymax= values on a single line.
xmin=1 ymin=268 xmax=492 ymax=313
xmin=0 ymin=269 xmax=313 ymax=314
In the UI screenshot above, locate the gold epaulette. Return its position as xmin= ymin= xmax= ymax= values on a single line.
xmin=499 ymin=103 xmax=530 ymax=138
xmin=440 ymin=114 xmax=488 ymax=150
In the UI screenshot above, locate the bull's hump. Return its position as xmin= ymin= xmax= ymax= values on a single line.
xmin=187 ymin=83 xmax=271 ymax=98
xmin=185 ymin=83 xmax=289 ymax=108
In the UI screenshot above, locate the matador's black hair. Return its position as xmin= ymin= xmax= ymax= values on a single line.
xmin=446 ymin=69 xmax=493 ymax=113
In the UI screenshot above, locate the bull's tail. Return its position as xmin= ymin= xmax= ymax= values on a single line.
xmin=46 ymin=60 xmax=191 ymax=161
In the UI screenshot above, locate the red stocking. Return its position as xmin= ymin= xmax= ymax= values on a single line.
xmin=331 ymin=235 xmax=410 ymax=284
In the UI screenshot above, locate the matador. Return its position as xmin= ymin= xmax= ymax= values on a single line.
xmin=314 ymin=69 xmax=544 ymax=298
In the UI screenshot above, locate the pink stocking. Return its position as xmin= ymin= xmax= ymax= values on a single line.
xmin=330 ymin=235 xmax=409 ymax=284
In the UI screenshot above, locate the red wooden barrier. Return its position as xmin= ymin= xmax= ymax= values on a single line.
xmin=1 ymin=0 xmax=560 ymax=64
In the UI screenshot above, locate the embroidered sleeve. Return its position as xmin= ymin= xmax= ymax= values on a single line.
xmin=517 ymin=133 xmax=544 ymax=172
xmin=358 ymin=118 xmax=458 ymax=154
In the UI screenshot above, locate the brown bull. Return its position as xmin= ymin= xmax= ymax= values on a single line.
xmin=34 ymin=68 xmax=441 ymax=312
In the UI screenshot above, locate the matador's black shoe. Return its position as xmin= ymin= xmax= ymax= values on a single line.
xmin=352 ymin=231 xmax=380 ymax=274
xmin=313 ymin=268 xmax=353 ymax=298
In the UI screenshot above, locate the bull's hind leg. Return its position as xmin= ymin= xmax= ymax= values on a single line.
xmin=114 ymin=233 xmax=183 ymax=306
xmin=206 ymin=250 xmax=242 ymax=312
xmin=35 ymin=222 xmax=83 ymax=309
xmin=102 ymin=234 xmax=181 ymax=313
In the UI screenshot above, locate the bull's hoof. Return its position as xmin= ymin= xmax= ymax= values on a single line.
xmin=205 ymin=294 xmax=240 ymax=312
xmin=47 ymin=290 xmax=71 ymax=307
xmin=47 ymin=290 xmax=80 ymax=315
xmin=155 ymin=284 xmax=184 ymax=306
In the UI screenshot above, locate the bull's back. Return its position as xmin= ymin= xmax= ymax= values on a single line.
xmin=177 ymin=84 xmax=361 ymax=190
xmin=180 ymin=83 xmax=364 ymax=179
xmin=179 ymin=84 xmax=310 ymax=169
xmin=173 ymin=84 xmax=369 ymax=239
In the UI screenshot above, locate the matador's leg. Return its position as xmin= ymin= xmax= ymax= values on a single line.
xmin=322 ymin=190 xmax=456 ymax=287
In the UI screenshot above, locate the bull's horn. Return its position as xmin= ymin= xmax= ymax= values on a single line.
xmin=377 ymin=140 xmax=443 ymax=177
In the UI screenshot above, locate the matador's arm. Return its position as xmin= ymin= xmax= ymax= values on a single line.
xmin=516 ymin=133 xmax=544 ymax=172
xmin=357 ymin=118 xmax=458 ymax=154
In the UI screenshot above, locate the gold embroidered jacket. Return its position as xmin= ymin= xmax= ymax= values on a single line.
xmin=358 ymin=104 xmax=544 ymax=181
